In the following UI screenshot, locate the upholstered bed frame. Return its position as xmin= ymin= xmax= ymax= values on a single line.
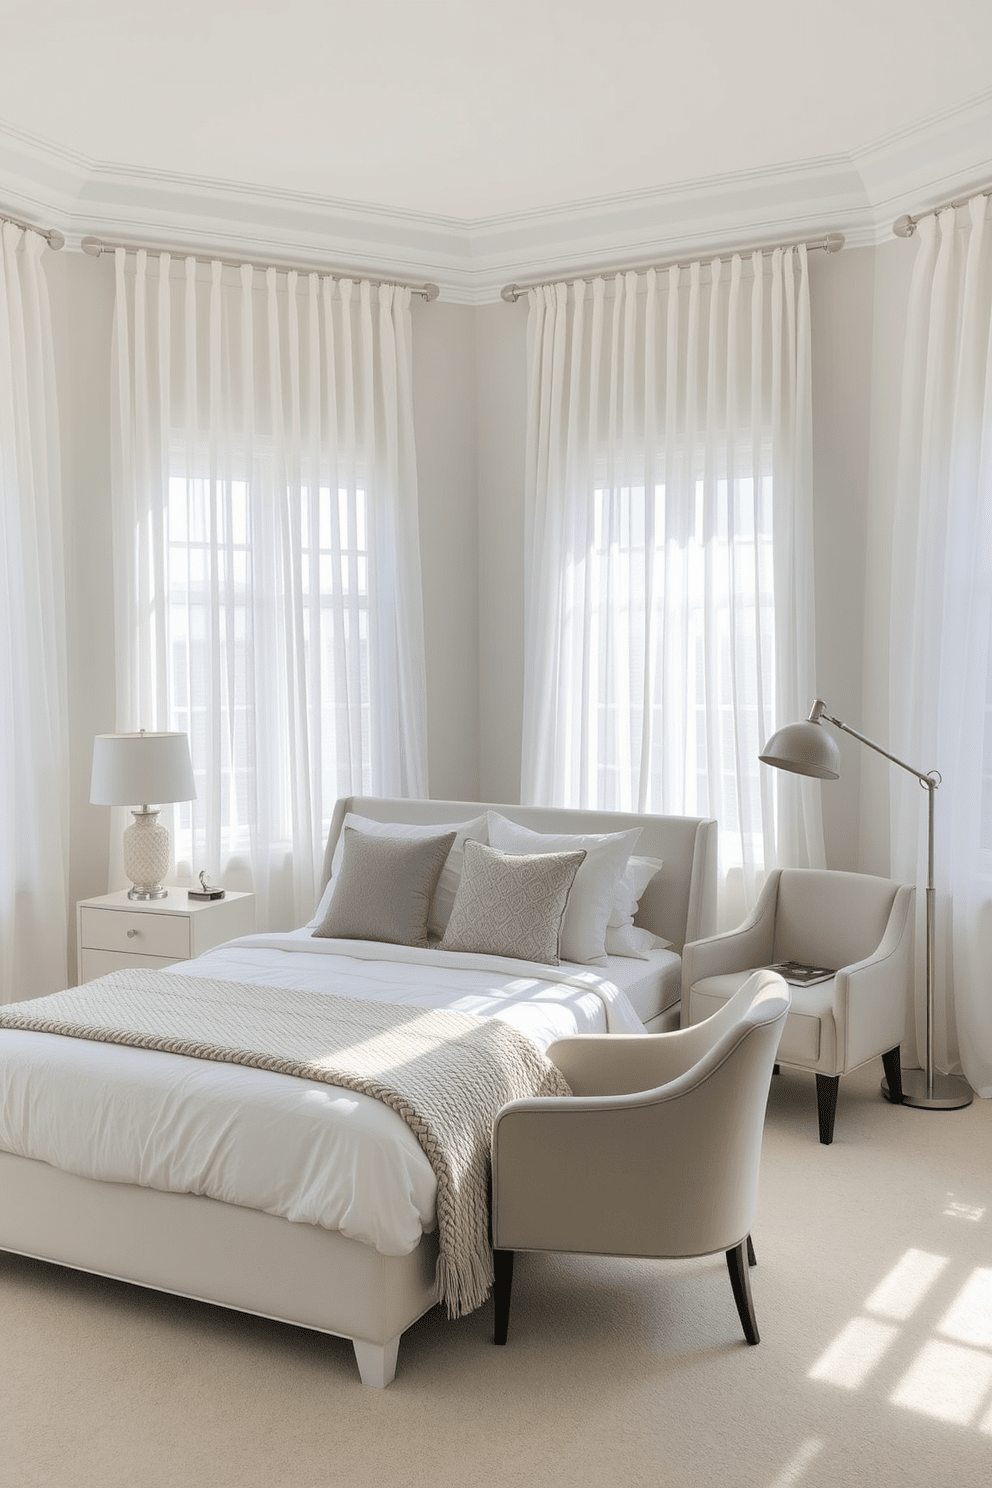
xmin=0 ymin=798 xmax=716 ymax=1387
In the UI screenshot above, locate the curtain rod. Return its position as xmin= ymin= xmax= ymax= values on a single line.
xmin=79 ymin=235 xmax=439 ymax=301
xmin=500 ymin=231 xmax=845 ymax=303
xmin=892 ymin=182 xmax=992 ymax=239
xmin=0 ymin=209 xmax=65 ymax=250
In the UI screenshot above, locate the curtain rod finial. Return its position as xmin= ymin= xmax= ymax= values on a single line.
xmin=81 ymin=236 xmax=105 ymax=257
xmin=501 ymin=284 xmax=523 ymax=303
xmin=823 ymin=233 xmax=844 ymax=253
xmin=893 ymin=215 xmax=916 ymax=239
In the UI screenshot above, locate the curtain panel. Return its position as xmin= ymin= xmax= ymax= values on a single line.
xmin=110 ymin=251 xmax=428 ymax=930
xmin=0 ymin=221 xmax=69 ymax=1002
xmin=521 ymin=250 xmax=823 ymax=919
xmin=889 ymin=198 xmax=992 ymax=1097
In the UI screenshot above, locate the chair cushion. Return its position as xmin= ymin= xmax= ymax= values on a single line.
xmin=771 ymin=870 xmax=897 ymax=972
xmin=689 ymin=972 xmax=836 ymax=1068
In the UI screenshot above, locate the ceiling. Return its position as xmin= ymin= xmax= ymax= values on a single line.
xmin=1 ymin=1 xmax=991 ymax=296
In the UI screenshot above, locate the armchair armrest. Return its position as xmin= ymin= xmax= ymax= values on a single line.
xmin=680 ymin=872 xmax=780 ymax=1010
xmin=832 ymin=883 xmax=915 ymax=1070
xmin=546 ymin=969 xmax=789 ymax=1096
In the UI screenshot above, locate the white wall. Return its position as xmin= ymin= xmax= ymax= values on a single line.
xmin=475 ymin=300 xmax=529 ymax=805
xmin=411 ymin=298 xmax=481 ymax=804
xmin=808 ymin=246 xmax=876 ymax=869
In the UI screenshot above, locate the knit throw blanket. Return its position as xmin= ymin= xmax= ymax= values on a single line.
xmin=0 ymin=969 xmax=571 ymax=1317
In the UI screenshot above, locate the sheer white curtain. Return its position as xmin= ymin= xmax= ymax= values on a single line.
xmin=889 ymin=197 xmax=992 ymax=1097
xmin=521 ymin=250 xmax=823 ymax=920
xmin=111 ymin=251 xmax=428 ymax=930
xmin=0 ymin=221 xmax=68 ymax=1002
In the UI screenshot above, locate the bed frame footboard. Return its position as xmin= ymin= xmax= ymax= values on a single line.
xmin=0 ymin=1150 xmax=438 ymax=1387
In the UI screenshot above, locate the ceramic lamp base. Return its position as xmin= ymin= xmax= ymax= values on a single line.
xmin=123 ymin=808 xmax=171 ymax=899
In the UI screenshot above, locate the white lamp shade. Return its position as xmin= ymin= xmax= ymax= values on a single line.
xmin=759 ymin=720 xmax=841 ymax=780
xmin=90 ymin=732 xmax=196 ymax=807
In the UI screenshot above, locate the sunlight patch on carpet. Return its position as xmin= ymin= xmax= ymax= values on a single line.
xmin=808 ymin=1318 xmax=897 ymax=1389
xmin=863 ymin=1248 xmax=948 ymax=1321
xmin=890 ymin=1338 xmax=992 ymax=1423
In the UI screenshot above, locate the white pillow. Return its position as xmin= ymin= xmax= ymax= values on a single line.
xmin=605 ymin=924 xmax=669 ymax=959
xmin=307 ymin=813 xmax=489 ymax=936
xmin=609 ymin=855 xmax=664 ymax=928
xmin=486 ymin=812 xmax=640 ymax=967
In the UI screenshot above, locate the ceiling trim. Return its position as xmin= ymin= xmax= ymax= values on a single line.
xmin=1 ymin=91 xmax=990 ymax=304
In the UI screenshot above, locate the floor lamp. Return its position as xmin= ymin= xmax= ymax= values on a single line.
xmin=759 ymin=699 xmax=973 ymax=1111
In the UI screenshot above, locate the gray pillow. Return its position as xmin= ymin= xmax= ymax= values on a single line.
xmin=312 ymin=827 xmax=457 ymax=948
xmin=439 ymin=839 xmax=587 ymax=966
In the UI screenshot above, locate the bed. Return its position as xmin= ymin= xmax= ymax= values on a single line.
xmin=0 ymin=797 xmax=716 ymax=1387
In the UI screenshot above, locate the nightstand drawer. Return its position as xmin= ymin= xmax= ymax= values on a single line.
xmin=79 ymin=906 xmax=191 ymax=960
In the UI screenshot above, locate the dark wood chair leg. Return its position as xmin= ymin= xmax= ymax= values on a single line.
xmin=726 ymin=1239 xmax=759 ymax=1345
xmin=773 ymin=1063 xmax=781 ymax=1075
xmin=746 ymin=1233 xmax=756 ymax=1268
xmin=493 ymin=1249 xmax=514 ymax=1345
xmin=815 ymin=1072 xmax=840 ymax=1145
xmin=881 ymin=1046 xmax=904 ymax=1104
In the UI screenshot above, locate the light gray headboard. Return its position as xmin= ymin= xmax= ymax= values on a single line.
xmin=321 ymin=797 xmax=718 ymax=954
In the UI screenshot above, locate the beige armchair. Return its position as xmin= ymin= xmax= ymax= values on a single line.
xmin=682 ymin=869 xmax=914 ymax=1145
xmin=490 ymin=970 xmax=790 ymax=1348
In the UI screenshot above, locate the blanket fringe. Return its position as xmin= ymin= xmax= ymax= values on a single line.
xmin=437 ymin=1245 xmax=495 ymax=1319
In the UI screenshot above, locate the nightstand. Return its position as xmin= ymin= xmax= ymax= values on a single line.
xmin=76 ymin=889 xmax=256 ymax=983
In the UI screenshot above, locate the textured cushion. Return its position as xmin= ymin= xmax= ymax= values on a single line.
xmin=307 ymin=812 xmax=489 ymax=935
xmin=439 ymin=839 xmax=586 ymax=966
xmin=609 ymin=856 xmax=664 ymax=929
xmin=312 ymin=828 xmax=456 ymax=948
xmin=486 ymin=813 xmax=640 ymax=966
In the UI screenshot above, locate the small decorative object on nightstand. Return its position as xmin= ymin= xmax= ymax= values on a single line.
xmin=76 ymin=889 xmax=255 ymax=984
xmin=189 ymin=871 xmax=225 ymax=902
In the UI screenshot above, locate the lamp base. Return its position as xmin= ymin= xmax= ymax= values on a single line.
xmin=123 ymin=808 xmax=171 ymax=902
xmin=882 ymin=1068 xmax=973 ymax=1110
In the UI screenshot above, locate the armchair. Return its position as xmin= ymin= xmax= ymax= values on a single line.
xmin=682 ymin=869 xmax=914 ymax=1145
xmin=490 ymin=970 xmax=790 ymax=1348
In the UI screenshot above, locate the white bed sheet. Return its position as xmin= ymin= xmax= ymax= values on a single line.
xmin=0 ymin=935 xmax=646 ymax=1259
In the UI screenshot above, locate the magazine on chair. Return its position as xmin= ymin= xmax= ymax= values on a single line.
xmin=767 ymin=961 xmax=835 ymax=986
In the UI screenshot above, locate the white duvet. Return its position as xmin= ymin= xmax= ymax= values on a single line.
xmin=0 ymin=933 xmax=645 ymax=1258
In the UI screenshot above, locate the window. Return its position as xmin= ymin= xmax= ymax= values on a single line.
xmin=164 ymin=471 xmax=371 ymax=874
xmin=582 ymin=467 xmax=776 ymax=878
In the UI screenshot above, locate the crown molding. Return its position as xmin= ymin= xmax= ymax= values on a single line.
xmin=852 ymin=86 xmax=992 ymax=232
xmin=2 ymin=92 xmax=990 ymax=303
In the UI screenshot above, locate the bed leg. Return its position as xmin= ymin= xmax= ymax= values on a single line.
xmin=353 ymin=1334 xmax=401 ymax=1388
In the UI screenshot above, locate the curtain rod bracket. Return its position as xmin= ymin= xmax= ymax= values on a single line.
xmin=0 ymin=209 xmax=64 ymax=250
xmin=892 ymin=181 xmax=992 ymax=240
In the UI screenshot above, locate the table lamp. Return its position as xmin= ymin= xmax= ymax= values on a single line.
xmin=90 ymin=730 xmax=196 ymax=900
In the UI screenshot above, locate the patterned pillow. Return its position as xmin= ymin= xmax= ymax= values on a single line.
xmin=439 ymin=839 xmax=586 ymax=966
xmin=312 ymin=828 xmax=456 ymax=948
xmin=486 ymin=813 xmax=640 ymax=966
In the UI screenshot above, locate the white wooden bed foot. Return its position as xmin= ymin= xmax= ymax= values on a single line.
xmin=353 ymin=1334 xmax=400 ymax=1388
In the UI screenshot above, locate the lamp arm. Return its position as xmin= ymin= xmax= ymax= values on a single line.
xmin=811 ymin=702 xmax=937 ymax=788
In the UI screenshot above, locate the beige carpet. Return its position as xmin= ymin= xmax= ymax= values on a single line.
xmin=2 ymin=1059 xmax=991 ymax=1488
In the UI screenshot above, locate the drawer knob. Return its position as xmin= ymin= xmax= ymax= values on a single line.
xmin=126 ymin=928 xmax=138 ymax=939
